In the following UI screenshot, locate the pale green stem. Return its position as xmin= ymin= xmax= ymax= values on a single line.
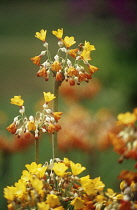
xmin=35 ymin=138 xmax=39 ymax=163
xmin=52 ymin=80 xmax=62 ymax=159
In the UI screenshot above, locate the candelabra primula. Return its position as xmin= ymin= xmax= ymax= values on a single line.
xmin=110 ymin=108 xmax=137 ymax=165
xmin=31 ymin=29 xmax=98 ymax=86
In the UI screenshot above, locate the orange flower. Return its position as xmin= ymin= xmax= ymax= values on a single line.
xmin=51 ymin=61 xmax=62 ymax=72
xmin=88 ymin=65 xmax=99 ymax=74
xmin=37 ymin=68 xmax=47 ymax=78
xmin=67 ymin=67 xmax=78 ymax=77
xmin=31 ymin=56 xmax=41 ymax=66
xmin=56 ymin=72 xmax=63 ymax=81
xmin=68 ymin=49 xmax=78 ymax=58
xmin=47 ymin=124 xmax=55 ymax=133
xmin=27 ymin=121 xmax=36 ymax=132
xmin=6 ymin=123 xmax=16 ymax=134
xmin=52 ymin=112 xmax=62 ymax=122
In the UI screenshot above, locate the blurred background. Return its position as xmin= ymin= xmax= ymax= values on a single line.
xmin=0 ymin=0 xmax=137 ymax=208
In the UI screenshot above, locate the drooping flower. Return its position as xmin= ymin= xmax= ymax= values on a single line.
xmin=70 ymin=161 xmax=86 ymax=175
xmin=35 ymin=29 xmax=47 ymax=42
xmin=80 ymin=49 xmax=91 ymax=61
xmin=37 ymin=202 xmax=50 ymax=210
xmin=31 ymin=55 xmax=41 ymax=66
xmin=88 ymin=65 xmax=99 ymax=74
xmin=52 ymin=28 xmax=63 ymax=39
xmin=43 ymin=92 xmax=56 ymax=103
xmin=51 ymin=61 xmax=62 ymax=72
xmin=6 ymin=123 xmax=16 ymax=134
xmin=63 ymin=36 xmax=76 ymax=48
xmin=70 ymin=197 xmax=85 ymax=210
xmin=10 ymin=96 xmax=24 ymax=106
xmin=52 ymin=112 xmax=62 ymax=122
xmin=53 ymin=162 xmax=68 ymax=177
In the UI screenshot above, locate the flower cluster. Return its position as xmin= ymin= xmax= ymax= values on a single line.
xmin=31 ymin=29 xmax=98 ymax=86
xmin=4 ymin=158 xmax=137 ymax=210
xmin=6 ymin=93 xmax=62 ymax=139
xmin=110 ymin=108 xmax=137 ymax=165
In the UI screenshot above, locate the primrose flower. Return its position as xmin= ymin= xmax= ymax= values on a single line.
xmin=10 ymin=96 xmax=24 ymax=106
xmin=63 ymin=36 xmax=76 ymax=48
xmin=35 ymin=29 xmax=47 ymax=42
xmin=46 ymin=194 xmax=61 ymax=208
xmin=80 ymin=49 xmax=91 ymax=61
xmin=52 ymin=28 xmax=63 ymax=39
xmin=53 ymin=162 xmax=68 ymax=177
xmin=43 ymin=92 xmax=56 ymax=103
xmin=70 ymin=161 xmax=86 ymax=175
xmin=84 ymin=41 xmax=96 ymax=51
xmin=71 ymin=197 xmax=85 ymax=210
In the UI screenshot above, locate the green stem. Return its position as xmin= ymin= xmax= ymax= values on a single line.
xmin=35 ymin=138 xmax=39 ymax=163
xmin=52 ymin=80 xmax=62 ymax=159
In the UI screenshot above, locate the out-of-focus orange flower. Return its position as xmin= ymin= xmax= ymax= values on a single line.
xmin=118 ymin=170 xmax=137 ymax=185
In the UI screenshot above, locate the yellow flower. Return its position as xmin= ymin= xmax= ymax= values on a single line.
xmin=21 ymin=170 xmax=32 ymax=182
xmin=80 ymin=49 xmax=91 ymax=61
xmin=80 ymin=176 xmax=95 ymax=195
xmin=70 ymin=161 xmax=86 ymax=175
xmin=31 ymin=178 xmax=44 ymax=194
xmin=117 ymin=112 xmax=136 ymax=125
xmin=52 ymin=28 xmax=63 ymax=39
xmin=92 ymin=177 xmax=105 ymax=191
xmin=54 ymin=206 xmax=65 ymax=210
xmin=53 ymin=162 xmax=68 ymax=177
xmin=37 ymin=202 xmax=50 ymax=210
xmin=105 ymin=188 xmax=116 ymax=198
xmin=46 ymin=194 xmax=61 ymax=208
xmin=63 ymin=36 xmax=76 ymax=48
xmin=14 ymin=179 xmax=26 ymax=199
xmin=4 ymin=186 xmax=16 ymax=201
xmin=63 ymin=157 xmax=71 ymax=166
xmin=10 ymin=96 xmax=24 ymax=106
xmin=84 ymin=41 xmax=96 ymax=51
xmin=35 ymin=29 xmax=47 ymax=41
xmin=43 ymin=92 xmax=56 ymax=103
xmin=25 ymin=162 xmax=47 ymax=178
xmin=31 ymin=55 xmax=41 ymax=66
xmin=70 ymin=197 xmax=85 ymax=210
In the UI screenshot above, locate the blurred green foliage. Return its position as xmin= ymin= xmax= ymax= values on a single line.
xmin=0 ymin=1 xmax=137 ymax=208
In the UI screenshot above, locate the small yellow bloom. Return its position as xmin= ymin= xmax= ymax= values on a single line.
xmin=63 ymin=36 xmax=76 ymax=48
xmin=92 ymin=177 xmax=105 ymax=191
xmin=53 ymin=162 xmax=68 ymax=177
xmin=37 ymin=202 xmax=50 ymax=210
xmin=10 ymin=96 xmax=24 ymax=106
xmin=52 ymin=28 xmax=63 ymax=39
xmin=4 ymin=186 xmax=16 ymax=201
xmin=70 ymin=161 xmax=86 ymax=175
xmin=31 ymin=178 xmax=43 ymax=194
xmin=117 ymin=112 xmax=136 ymax=125
xmin=25 ymin=162 xmax=47 ymax=178
xmin=80 ymin=49 xmax=91 ymax=61
xmin=80 ymin=176 xmax=95 ymax=195
xmin=105 ymin=188 xmax=116 ymax=198
xmin=31 ymin=55 xmax=41 ymax=66
xmin=84 ymin=41 xmax=96 ymax=51
xmin=43 ymin=92 xmax=56 ymax=103
xmin=46 ymin=194 xmax=61 ymax=208
xmin=71 ymin=197 xmax=85 ymax=210
xmin=14 ymin=179 xmax=26 ymax=199
xmin=21 ymin=170 xmax=32 ymax=182
xmin=63 ymin=157 xmax=71 ymax=166
xmin=35 ymin=29 xmax=47 ymax=41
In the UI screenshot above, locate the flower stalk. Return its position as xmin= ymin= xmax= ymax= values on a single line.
xmin=35 ymin=138 xmax=39 ymax=164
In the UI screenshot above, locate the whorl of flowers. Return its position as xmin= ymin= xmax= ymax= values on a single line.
xmin=6 ymin=93 xmax=62 ymax=139
xmin=110 ymin=108 xmax=137 ymax=166
xmin=4 ymin=158 xmax=137 ymax=210
xmin=31 ymin=28 xmax=99 ymax=86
